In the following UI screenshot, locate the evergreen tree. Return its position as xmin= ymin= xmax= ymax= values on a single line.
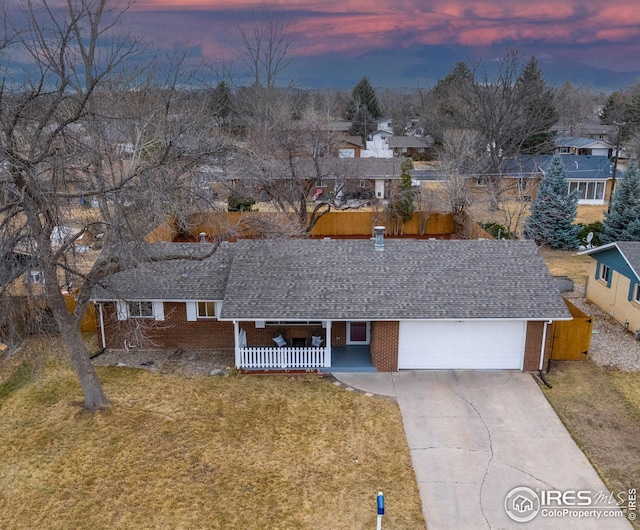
xmin=349 ymin=105 xmax=375 ymax=143
xmin=601 ymin=161 xmax=640 ymax=243
xmin=524 ymin=155 xmax=580 ymax=249
xmin=386 ymin=159 xmax=416 ymax=233
xmin=345 ymin=77 xmax=382 ymax=120
xmin=209 ymin=81 xmax=234 ymax=127
xmin=600 ymin=91 xmax=627 ymax=126
xmin=513 ymin=56 xmax=558 ymax=154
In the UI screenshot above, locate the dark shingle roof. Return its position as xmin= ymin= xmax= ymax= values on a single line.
xmin=617 ymin=242 xmax=640 ymax=276
xmin=92 ymin=242 xmax=233 ymax=301
xmin=387 ymin=136 xmax=432 ymax=149
xmin=219 ymin=239 xmax=570 ymax=321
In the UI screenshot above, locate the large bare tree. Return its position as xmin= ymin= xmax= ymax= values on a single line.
xmin=225 ymin=110 xmax=338 ymax=234
xmin=0 ymin=0 xmax=223 ymax=410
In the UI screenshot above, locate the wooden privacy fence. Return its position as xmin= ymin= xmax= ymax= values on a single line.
xmin=550 ymin=299 xmax=593 ymax=361
xmin=64 ymin=293 xmax=98 ymax=333
xmin=149 ymin=211 xmax=457 ymax=241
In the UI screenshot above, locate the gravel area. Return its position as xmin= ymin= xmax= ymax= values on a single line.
xmin=564 ymin=284 xmax=640 ymax=371
xmin=91 ymin=348 xmax=235 ymax=377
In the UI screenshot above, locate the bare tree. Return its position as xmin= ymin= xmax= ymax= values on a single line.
xmin=236 ymin=6 xmax=295 ymax=90
xmin=0 ymin=0 xmax=224 ymax=410
xmin=225 ymin=111 xmax=338 ymax=233
xmin=445 ymin=51 xmax=558 ymax=172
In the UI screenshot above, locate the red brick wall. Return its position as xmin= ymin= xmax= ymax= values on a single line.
xmin=100 ymin=302 xmax=234 ymax=350
xmin=370 ymin=321 xmax=399 ymax=372
xmin=523 ymin=321 xmax=552 ymax=372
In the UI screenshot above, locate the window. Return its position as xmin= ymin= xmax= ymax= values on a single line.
xmin=634 ymin=284 xmax=640 ymax=304
xmin=358 ymin=180 xmax=366 ymax=188
xmin=315 ymin=178 xmax=327 ymax=188
xmin=24 ymin=270 xmax=44 ymax=284
xmin=599 ymin=263 xmax=611 ymax=283
xmin=197 ymin=301 xmax=216 ymax=318
xmin=128 ymin=301 xmax=153 ymax=318
xmin=568 ymin=181 xmax=605 ymax=201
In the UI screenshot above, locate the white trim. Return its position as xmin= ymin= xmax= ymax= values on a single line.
xmin=116 ymin=300 xmax=128 ymax=321
xmin=186 ymin=301 xmax=197 ymax=321
xmin=98 ymin=303 xmax=106 ymax=349
xmin=152 ymin=301 xmax=164 ymax=321
xmin=538 ymin=320 xmax=552 ymax=371
xmin=347 ymin=321 xmax=370 ymax=345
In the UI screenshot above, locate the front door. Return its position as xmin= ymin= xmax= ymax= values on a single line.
xmin=347 ymin=321 xmax=370 ymax=344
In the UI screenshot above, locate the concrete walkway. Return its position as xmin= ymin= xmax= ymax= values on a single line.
xmin=334 ymin=371 xmax=631 ymax=529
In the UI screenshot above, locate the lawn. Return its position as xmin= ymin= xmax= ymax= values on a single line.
xmin=538 ymin=247 xmax=593 ymax=283
xmin=0 ymin=349 xmax=425 ymax=529
xmin=540 ymin=361 xmax=640 ymax=529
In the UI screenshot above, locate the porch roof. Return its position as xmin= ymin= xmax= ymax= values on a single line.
xmin=220 ymin=239 xmax=570 ymax=321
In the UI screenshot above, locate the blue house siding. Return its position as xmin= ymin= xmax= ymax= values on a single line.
xmin=592 ymin=248 xmax=639 ymax=285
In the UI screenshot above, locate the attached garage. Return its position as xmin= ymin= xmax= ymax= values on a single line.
xmin=397 ymin=320 xmax=527 ymax=370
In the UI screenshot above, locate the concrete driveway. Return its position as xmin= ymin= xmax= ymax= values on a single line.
xmin=335 ymin=371 xmax=632 ymax=529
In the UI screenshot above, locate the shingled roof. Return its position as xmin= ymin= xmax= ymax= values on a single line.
xmin=219 ymin=239 xmax=570 ymax=321
xmin=581 ymin=242 xmax=640 ymax=282
xmin=92 ymin=242 xmax=233 ymax=301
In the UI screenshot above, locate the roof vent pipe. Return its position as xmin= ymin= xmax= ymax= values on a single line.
xmin=374 ymin=226 xmax=385 ymax=251
xmin=199 ymin=232 xmax=207 ymax=243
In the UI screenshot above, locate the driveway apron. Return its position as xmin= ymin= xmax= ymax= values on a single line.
xmin=337 ymin=371 xmax=632 ymax=529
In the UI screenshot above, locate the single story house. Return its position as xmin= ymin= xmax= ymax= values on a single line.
xmin=580 ymin=242 xmax=640 ymax=334
xmin=92 ymin=236 xmax=570 ymax=372
xmin=387 ymin=136 xmax=433 ymax=159
xmin=554 ymin=136 xmax=614 ymax=157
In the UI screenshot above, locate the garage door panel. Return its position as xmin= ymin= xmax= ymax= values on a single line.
xmin=398 ymin=321 xmax=525 ymax=370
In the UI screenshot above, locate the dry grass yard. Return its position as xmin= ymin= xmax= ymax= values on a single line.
xmin=541 ymin=362 xmax=640 ymax=529
xmin=0 ymin=340 xmax=425 ymax=530
xmin=538 ymin=247 xmax=594 ymax=283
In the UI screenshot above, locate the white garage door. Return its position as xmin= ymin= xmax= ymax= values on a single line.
xmin=398 ymin=321 xmax=526 ymax=370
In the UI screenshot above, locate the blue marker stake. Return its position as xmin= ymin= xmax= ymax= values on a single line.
xmin=377 ymin=491 xmax=384 ymax=530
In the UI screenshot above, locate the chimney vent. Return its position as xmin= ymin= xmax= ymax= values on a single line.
xmin=199 ymin=232 xmax=207 ymax=243
xmin=374 ymin=226 xmax=385 ymax=251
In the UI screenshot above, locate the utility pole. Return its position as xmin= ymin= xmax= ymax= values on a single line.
xmin=608 ymin=121 xmax=625 ymax=213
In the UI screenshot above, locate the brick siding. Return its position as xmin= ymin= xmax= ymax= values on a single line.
xmin=370 ymin=321 xmax=399 ymax=372
xmin=523 ymin=321 xmax=552 ymax=372
xmin=100 ymin=302 xmax=234 ymax=350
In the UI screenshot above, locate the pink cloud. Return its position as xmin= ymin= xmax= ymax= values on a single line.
xmin=127 ymin=0 xmax=640 ymax=76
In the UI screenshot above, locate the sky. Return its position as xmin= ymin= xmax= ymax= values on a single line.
xmin=121 ymin=0 xmax=640 ymax=91
xmin=25 ymin=0 xmax=640 ymax=91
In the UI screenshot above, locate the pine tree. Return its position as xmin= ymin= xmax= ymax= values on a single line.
xmin=386 ymin=159 xmax=415 ymax=233
xmin=349 ymin=106 xmax=375 ymax=143
xmin=601 ymin=161 xmax=640 ymax=243
xmin=514 ymin=56 xmax=558 ymax=154
xmin=345 ymin=77 xmax=382 ymax=120
xmin=524 ymin=155 xmax=580 ymax=249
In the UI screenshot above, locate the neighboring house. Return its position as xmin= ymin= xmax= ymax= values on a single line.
xmin=581 ymin=242 xmax=640 ymax=334
xmin=295 ymin=157 xmax=404 ymax=201
xmin=554 ymin=136 xmax=614 ymax=157
xmin=552 ymin=123 xmax=617 ymax=143
xmin=92 ymin=237 xmax=570 ymax=372
xmin=362 ymin=130 xmax=394 ymax=158
xmin=411 ymin=154 xmax=614 ymax=204
xmin=228 ymin=156 xmax=403 ymax=201
xmin=500 ymin=155 xmax=614 ymax=205
xmin=387 ymin=136 xmax=433 ymax=159
xmin=375 ymin=117 xmax=394 ymax=134
xmin=336 ymin=136 xmax=364 ymax=158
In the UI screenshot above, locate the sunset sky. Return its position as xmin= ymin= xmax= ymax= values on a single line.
xmin=119 ymin=1 xmax=640 ymax=90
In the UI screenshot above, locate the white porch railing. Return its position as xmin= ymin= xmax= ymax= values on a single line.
xmin=240 ymin=346 xmax=328 ymax=369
